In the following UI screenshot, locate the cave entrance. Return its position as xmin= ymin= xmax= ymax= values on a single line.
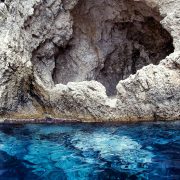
xmin=33 ymin=0 xmax=174 ymax=96
xmin=53 ymin=0 xmax=174 ymax=96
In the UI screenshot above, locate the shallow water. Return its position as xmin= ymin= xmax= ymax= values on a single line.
xmin=0 ymin=121 xmax=179 ymax=180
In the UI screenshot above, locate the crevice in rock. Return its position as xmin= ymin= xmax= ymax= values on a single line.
xmin=31 ymin=0 xmax=174 ymax=96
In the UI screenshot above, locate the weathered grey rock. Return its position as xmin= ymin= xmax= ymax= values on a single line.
xmin=0 ymin=0 xmax=179 ymax=122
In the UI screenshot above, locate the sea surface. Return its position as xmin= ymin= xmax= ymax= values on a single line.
xmin=0 ymin=121 xmax=179 ymax=180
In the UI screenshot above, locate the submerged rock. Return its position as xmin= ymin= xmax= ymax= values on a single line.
xmin=0 ymin=0 xmax=179 ymax=122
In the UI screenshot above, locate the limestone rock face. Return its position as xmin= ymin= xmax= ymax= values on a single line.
xmin=0 ymin=0 xmax=179 ymax=122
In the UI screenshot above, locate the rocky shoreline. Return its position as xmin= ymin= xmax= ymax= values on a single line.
xmin=0 ymin=0 xmax=179 ymax=123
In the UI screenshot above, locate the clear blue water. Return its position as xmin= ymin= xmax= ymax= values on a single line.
xmin=0 ymin=121 xmax=179 ymax=180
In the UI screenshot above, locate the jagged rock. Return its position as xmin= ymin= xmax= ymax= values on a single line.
xmin=0 ymin=0 xmax=179 ymax=122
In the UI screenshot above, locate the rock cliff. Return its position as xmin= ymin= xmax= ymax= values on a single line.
xmin=0 ymin=0 xmax=179 ymax=122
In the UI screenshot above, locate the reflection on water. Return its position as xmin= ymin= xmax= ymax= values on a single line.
xmin=0 ymin=121 xmax=179 ymax=179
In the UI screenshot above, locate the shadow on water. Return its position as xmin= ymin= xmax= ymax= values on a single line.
xmin=0 ymin=150 xmax=39 ymax=180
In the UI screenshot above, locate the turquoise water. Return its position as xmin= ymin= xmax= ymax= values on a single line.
xmin=0 ymin=121 xmax=179 ymax=179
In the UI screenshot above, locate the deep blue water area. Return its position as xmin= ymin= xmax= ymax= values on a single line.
xmin=0 ymin=121 xmax=179 ymax=180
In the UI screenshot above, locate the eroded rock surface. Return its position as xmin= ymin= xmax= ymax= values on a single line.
xmin=53 ymin=0 xmax=174 ymax=95
xmin=0 ymin=0 xmax=179 ymax=122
